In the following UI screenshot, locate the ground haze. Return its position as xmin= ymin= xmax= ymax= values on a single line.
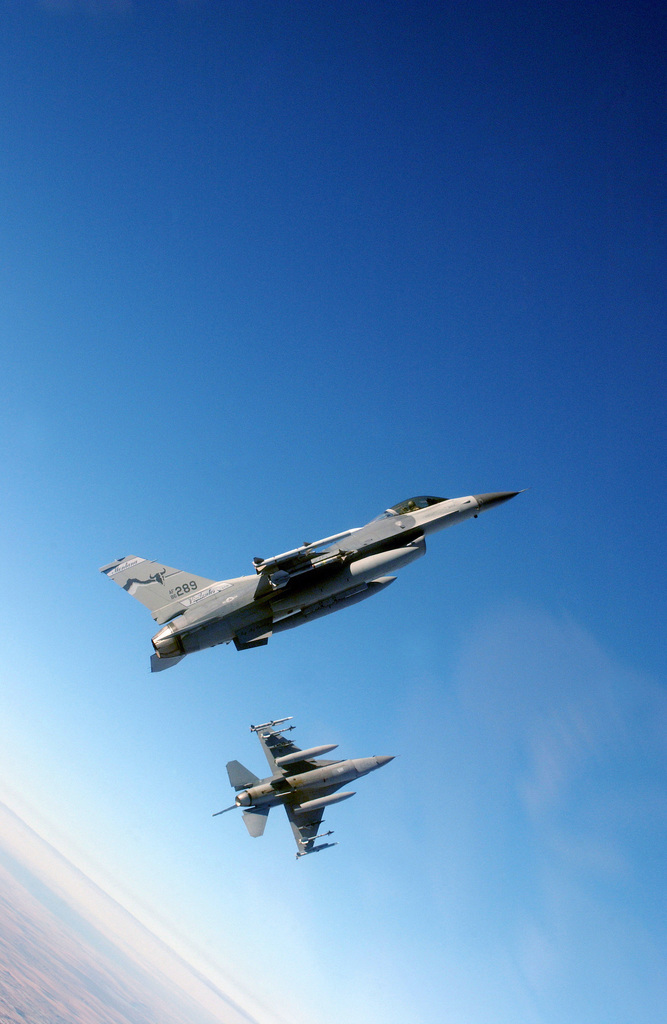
xmin=0 ymin=801 xmax=260 ymax=1024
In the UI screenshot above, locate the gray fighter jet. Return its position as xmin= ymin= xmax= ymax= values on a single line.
xmin=214 ymin=718 xmax=394 ymax=858
xmin=101 ymin=491 xmax=519 ymax=671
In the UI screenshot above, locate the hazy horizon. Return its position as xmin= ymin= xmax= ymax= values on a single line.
xmin=0 ymin=797 xmax=271 ymax=1024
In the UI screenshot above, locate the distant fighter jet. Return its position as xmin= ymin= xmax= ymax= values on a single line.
xmin=101 ymin=491 xmax=520 ymax=671
xmin=214 ymin=718 xmax=394 ymax=858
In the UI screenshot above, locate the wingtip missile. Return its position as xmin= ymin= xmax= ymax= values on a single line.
xmin=250 ymin=717 xmax=293 ymax=732
xmin=296 ymin=842 xmax=338 ymax=858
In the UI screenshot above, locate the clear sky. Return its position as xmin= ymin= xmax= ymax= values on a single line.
xmin=0 ymin=2 xmax=665 ymax=1023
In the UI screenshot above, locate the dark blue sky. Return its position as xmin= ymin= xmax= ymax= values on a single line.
xmin=0 ymin=4 xmax=665 ymax=1023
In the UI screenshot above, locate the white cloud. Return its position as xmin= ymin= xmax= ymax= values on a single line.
xmin=445 ymin=601 xmax=667 ymax=1020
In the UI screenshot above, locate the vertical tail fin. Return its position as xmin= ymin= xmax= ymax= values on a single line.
xmin=226 ymin=760 xmax=260 ymax=790
xmin=100 ymin=556 xmax=215 ymax=622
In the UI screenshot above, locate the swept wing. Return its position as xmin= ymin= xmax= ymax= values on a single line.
xmin=250 ymin=719 xmax=342 ymax=856
xmin=251 ymin=528 xmax=362 ymax=579
xmin=251 ymin=719 xmax=338 ymax=775
xmin=284 ymin=801 xmax=331 ymax=857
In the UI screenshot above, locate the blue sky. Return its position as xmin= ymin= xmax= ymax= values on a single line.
xmin=0 ymin=2 xmax=665 ymax=1022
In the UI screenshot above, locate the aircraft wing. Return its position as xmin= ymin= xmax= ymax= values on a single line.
xmin=252 ymin=528 xmax=362 ymax=577
xmin=252 ymin=720 xmax=336 ymax=776
xmin=251 ymin=510 xmax=426 ymax=590
xmin=284 ymin=801 xmax=327 ymax=856
xmin=321 ymin=514 xmax=422 ymax=558
xmin=253 ymin=515 xmax=424 ymax=581
xmin=254 ymin=721 xmax=306 ymax=774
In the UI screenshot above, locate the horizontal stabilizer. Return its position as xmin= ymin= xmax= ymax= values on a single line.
xmin=233 ymin=635 xmax=269 ymax=651
xmin=150 ymin=653 xmax=185 ymax=673
xmin=243 ymin=807 xmax=269 ymax=837
xmin=233 ymin=620 xmax=273 ymax=651
xmin=226 ymin=760 xmax=260 ymax=790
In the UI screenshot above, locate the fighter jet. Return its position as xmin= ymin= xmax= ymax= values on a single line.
xmin=101 ymin=491 xmax=519 ymax=671
xmin=214 ymin=718 xmax=394 ymax=858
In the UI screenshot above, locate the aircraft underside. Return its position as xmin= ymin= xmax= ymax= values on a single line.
xmin=151 ymin=539 xmax=427 ymax=667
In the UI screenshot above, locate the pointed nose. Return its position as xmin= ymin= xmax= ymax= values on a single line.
xmin=473 ymin=491 xmax=521 ymax=511
xmin=374 ymin=755 xmax=395 ymax=767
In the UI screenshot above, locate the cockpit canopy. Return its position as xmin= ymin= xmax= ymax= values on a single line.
xmin=374 ymin=495 xmax=446 ymax=520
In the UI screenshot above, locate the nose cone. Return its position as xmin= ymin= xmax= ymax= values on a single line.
xmin=473 ymin=491 xmax=521 ymax=512
xmin=374 ymin=755 xmax=395 ymax=767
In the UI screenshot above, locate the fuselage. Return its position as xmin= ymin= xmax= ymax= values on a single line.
xmin=235 ymin=756 xmax=390 ymax=809
xmin=150 ymin=492 xmax=519 ymax=663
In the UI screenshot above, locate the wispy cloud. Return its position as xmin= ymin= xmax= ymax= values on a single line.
xmin=446 ymin=601 xmax=667 ymax=1018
